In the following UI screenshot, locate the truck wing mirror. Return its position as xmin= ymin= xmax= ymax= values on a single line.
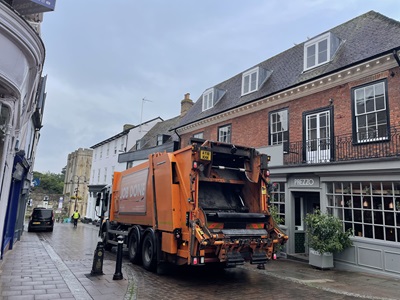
xmin=260 ymin=154 xmax=270 ymax=170
xmin=96 ymin=193 xmax=101 ymax=207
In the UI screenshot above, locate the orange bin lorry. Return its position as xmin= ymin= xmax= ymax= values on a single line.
xmin=101 ymin=139 xmax=288 ymax=271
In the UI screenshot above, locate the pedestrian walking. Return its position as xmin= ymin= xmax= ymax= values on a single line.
xmin=72 ymin=210 xmax=80 ymax=228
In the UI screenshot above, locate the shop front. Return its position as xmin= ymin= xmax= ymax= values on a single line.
xmin=287 ymin=175 xmax=321 ymax=256
xmin=271 ymin=169 xmax=400 ymax=278
xmin=323 ymin=177 xmax=400 ymax=277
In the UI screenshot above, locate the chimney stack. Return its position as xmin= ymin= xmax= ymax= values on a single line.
xmin=123 ymin=124 xmax=134 ymax=131
xmin=180 ymin=93 xmax=194 ymax=117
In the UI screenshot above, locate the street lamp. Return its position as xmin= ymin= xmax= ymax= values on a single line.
xmin=70 ymin=175 xmax=87 ymax=212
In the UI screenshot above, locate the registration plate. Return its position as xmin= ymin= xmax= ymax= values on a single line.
xmin=200 ymin=150 xmax=211 ymax=161
xmin=32 ymin=222 xmax=41 ymax=225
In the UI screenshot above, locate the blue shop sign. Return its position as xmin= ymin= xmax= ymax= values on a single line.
xmin=12 ymin=0 xmax=56 ymax=15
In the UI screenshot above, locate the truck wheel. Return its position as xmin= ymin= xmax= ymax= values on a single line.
xmin=142 ymin=233 xmax=157 ymax=272
xmin=128 ymin=226 xmax=142 ymax=264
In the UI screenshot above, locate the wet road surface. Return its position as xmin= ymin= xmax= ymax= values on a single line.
xmin=37 ymin=222 xmax=363 ymax=299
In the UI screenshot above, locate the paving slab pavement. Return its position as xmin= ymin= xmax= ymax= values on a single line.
xmin=241 ymin=258 xmax=400 ymax=300
xmin=0 ymin=232 xmax=134 ymax=300
xmin=1 ymin=228 xmax=400 ymax=300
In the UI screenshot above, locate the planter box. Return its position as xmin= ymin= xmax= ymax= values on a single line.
xmin=309 ymin=248 xmax=333 ymax=269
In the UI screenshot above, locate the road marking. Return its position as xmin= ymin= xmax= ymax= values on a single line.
xmin=41 ymin=239 xmax=92 ymax=300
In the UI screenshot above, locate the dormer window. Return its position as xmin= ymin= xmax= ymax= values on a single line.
xmin=202 ymin=88 xmax=214 ymax=111
xmin=157 ymin=135 xmax=163 ymax=146
xmin=202 ymin=87 xmax=226 ymax=112
xmin=241 ymin=66 xmax=272 ymax=96
xmin=136 ymin=139 xmax=141 ymax=150
xmin=242 ymin=67 xmax=258 ymax=95
xmin=157 ymin=134 xmax=171 ymax=145
xmin=304 ymin=32 xmax=340 ymax=71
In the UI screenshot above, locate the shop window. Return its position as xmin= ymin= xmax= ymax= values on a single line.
xmin=385 ymin=212 xmax=394 ymax=226
xmin=374 ymin=211 xmax=383 ymax=225
xmin=354 ymin=209 xmax=362 ymax=222
xmin=364 ymin=225 xmax=373 ymax=238
xmin=375 ymin=226 xmax=384 ymax=240
xmin=353 ymin=196 xmax=361 ymax=209
xmin=364 ymin=211 xmax=372 ymax=223
xmin=327 ymin=181 xmax=400 ymax=242
xmin=386 ymin=228 xmax=396 ymax=241
xmin=270 ymin=182 xmax=285 ymax=225
xmin=344 ymin=222 xmax=352 ymax=233
xmin=354 ymin=223 xmax=363 ymax=237
xmin=344 ymin=208 xmax=352 ymax=221
xmin=373 ymin=197 xmax=382 ymax=210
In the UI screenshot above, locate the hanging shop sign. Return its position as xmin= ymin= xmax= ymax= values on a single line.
xmin=12 ymin=0 xmax=56 ymax=15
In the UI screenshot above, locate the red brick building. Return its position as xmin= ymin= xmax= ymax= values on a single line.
xmin=175 ymin=11 xmax=400 ymax=278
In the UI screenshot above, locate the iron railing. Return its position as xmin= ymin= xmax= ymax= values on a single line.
xmin=284 ymin=126 xmax=400 ymax=165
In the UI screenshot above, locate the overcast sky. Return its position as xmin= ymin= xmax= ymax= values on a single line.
xmin=34 ymin=0 xmax=400 ymax=174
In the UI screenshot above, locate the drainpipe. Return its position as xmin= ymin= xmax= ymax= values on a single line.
xmin=174 ymin=128 xmax=181 ymax=146
xmin=393 ymin=50 xmax=400 ymax=67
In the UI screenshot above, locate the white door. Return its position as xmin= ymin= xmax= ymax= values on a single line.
xmin=306 ymin=111 xmax=331 ymax=163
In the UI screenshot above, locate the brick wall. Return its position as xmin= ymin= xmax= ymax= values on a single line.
xmin=181 ymin=67 xmax=400 ymax=153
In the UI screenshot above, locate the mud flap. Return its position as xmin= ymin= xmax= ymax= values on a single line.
xmin=226 ymin=251 xmax=245 ymax=267
xmin=250 ymin=250 xmax=268 ymax=265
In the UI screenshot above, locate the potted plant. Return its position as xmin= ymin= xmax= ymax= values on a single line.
xmin=304 ymin=210 xmax=352 ymax=269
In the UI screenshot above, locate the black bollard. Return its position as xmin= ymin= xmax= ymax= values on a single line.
xmin=113 ymin=235 xmax=124 ymax=280
xmin=91 ymin=241 xmax=105 ymax=275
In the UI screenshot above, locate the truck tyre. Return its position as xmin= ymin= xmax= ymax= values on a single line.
xmin=128 ymin=226 xmax=142 ymax=264
xmin=101 ymin=223 xmax=112 ymax=251
xmin=142 ymin=232 xmax=157 ymax=272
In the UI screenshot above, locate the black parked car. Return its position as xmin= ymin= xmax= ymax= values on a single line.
xmin=28 ymin=207 xmax=54 ymax=232
xmin=81 ymin=217 xmax=92 ymax=224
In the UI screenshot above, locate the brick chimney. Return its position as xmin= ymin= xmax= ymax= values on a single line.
xmin=180 ymin=93 xmax=194 ymax=117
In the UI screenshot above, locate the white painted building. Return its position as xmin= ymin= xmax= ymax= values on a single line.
xmin=86 ymin=118 xmax=162 ymax=220
xmin=0 ymin=1 xmax=55 ymax=259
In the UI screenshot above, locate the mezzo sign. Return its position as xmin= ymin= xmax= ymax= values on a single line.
xmin=289 ymin=176 xmax=319 ymax=188
xmin=294 ymin=179 xmax=315 ymax=186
